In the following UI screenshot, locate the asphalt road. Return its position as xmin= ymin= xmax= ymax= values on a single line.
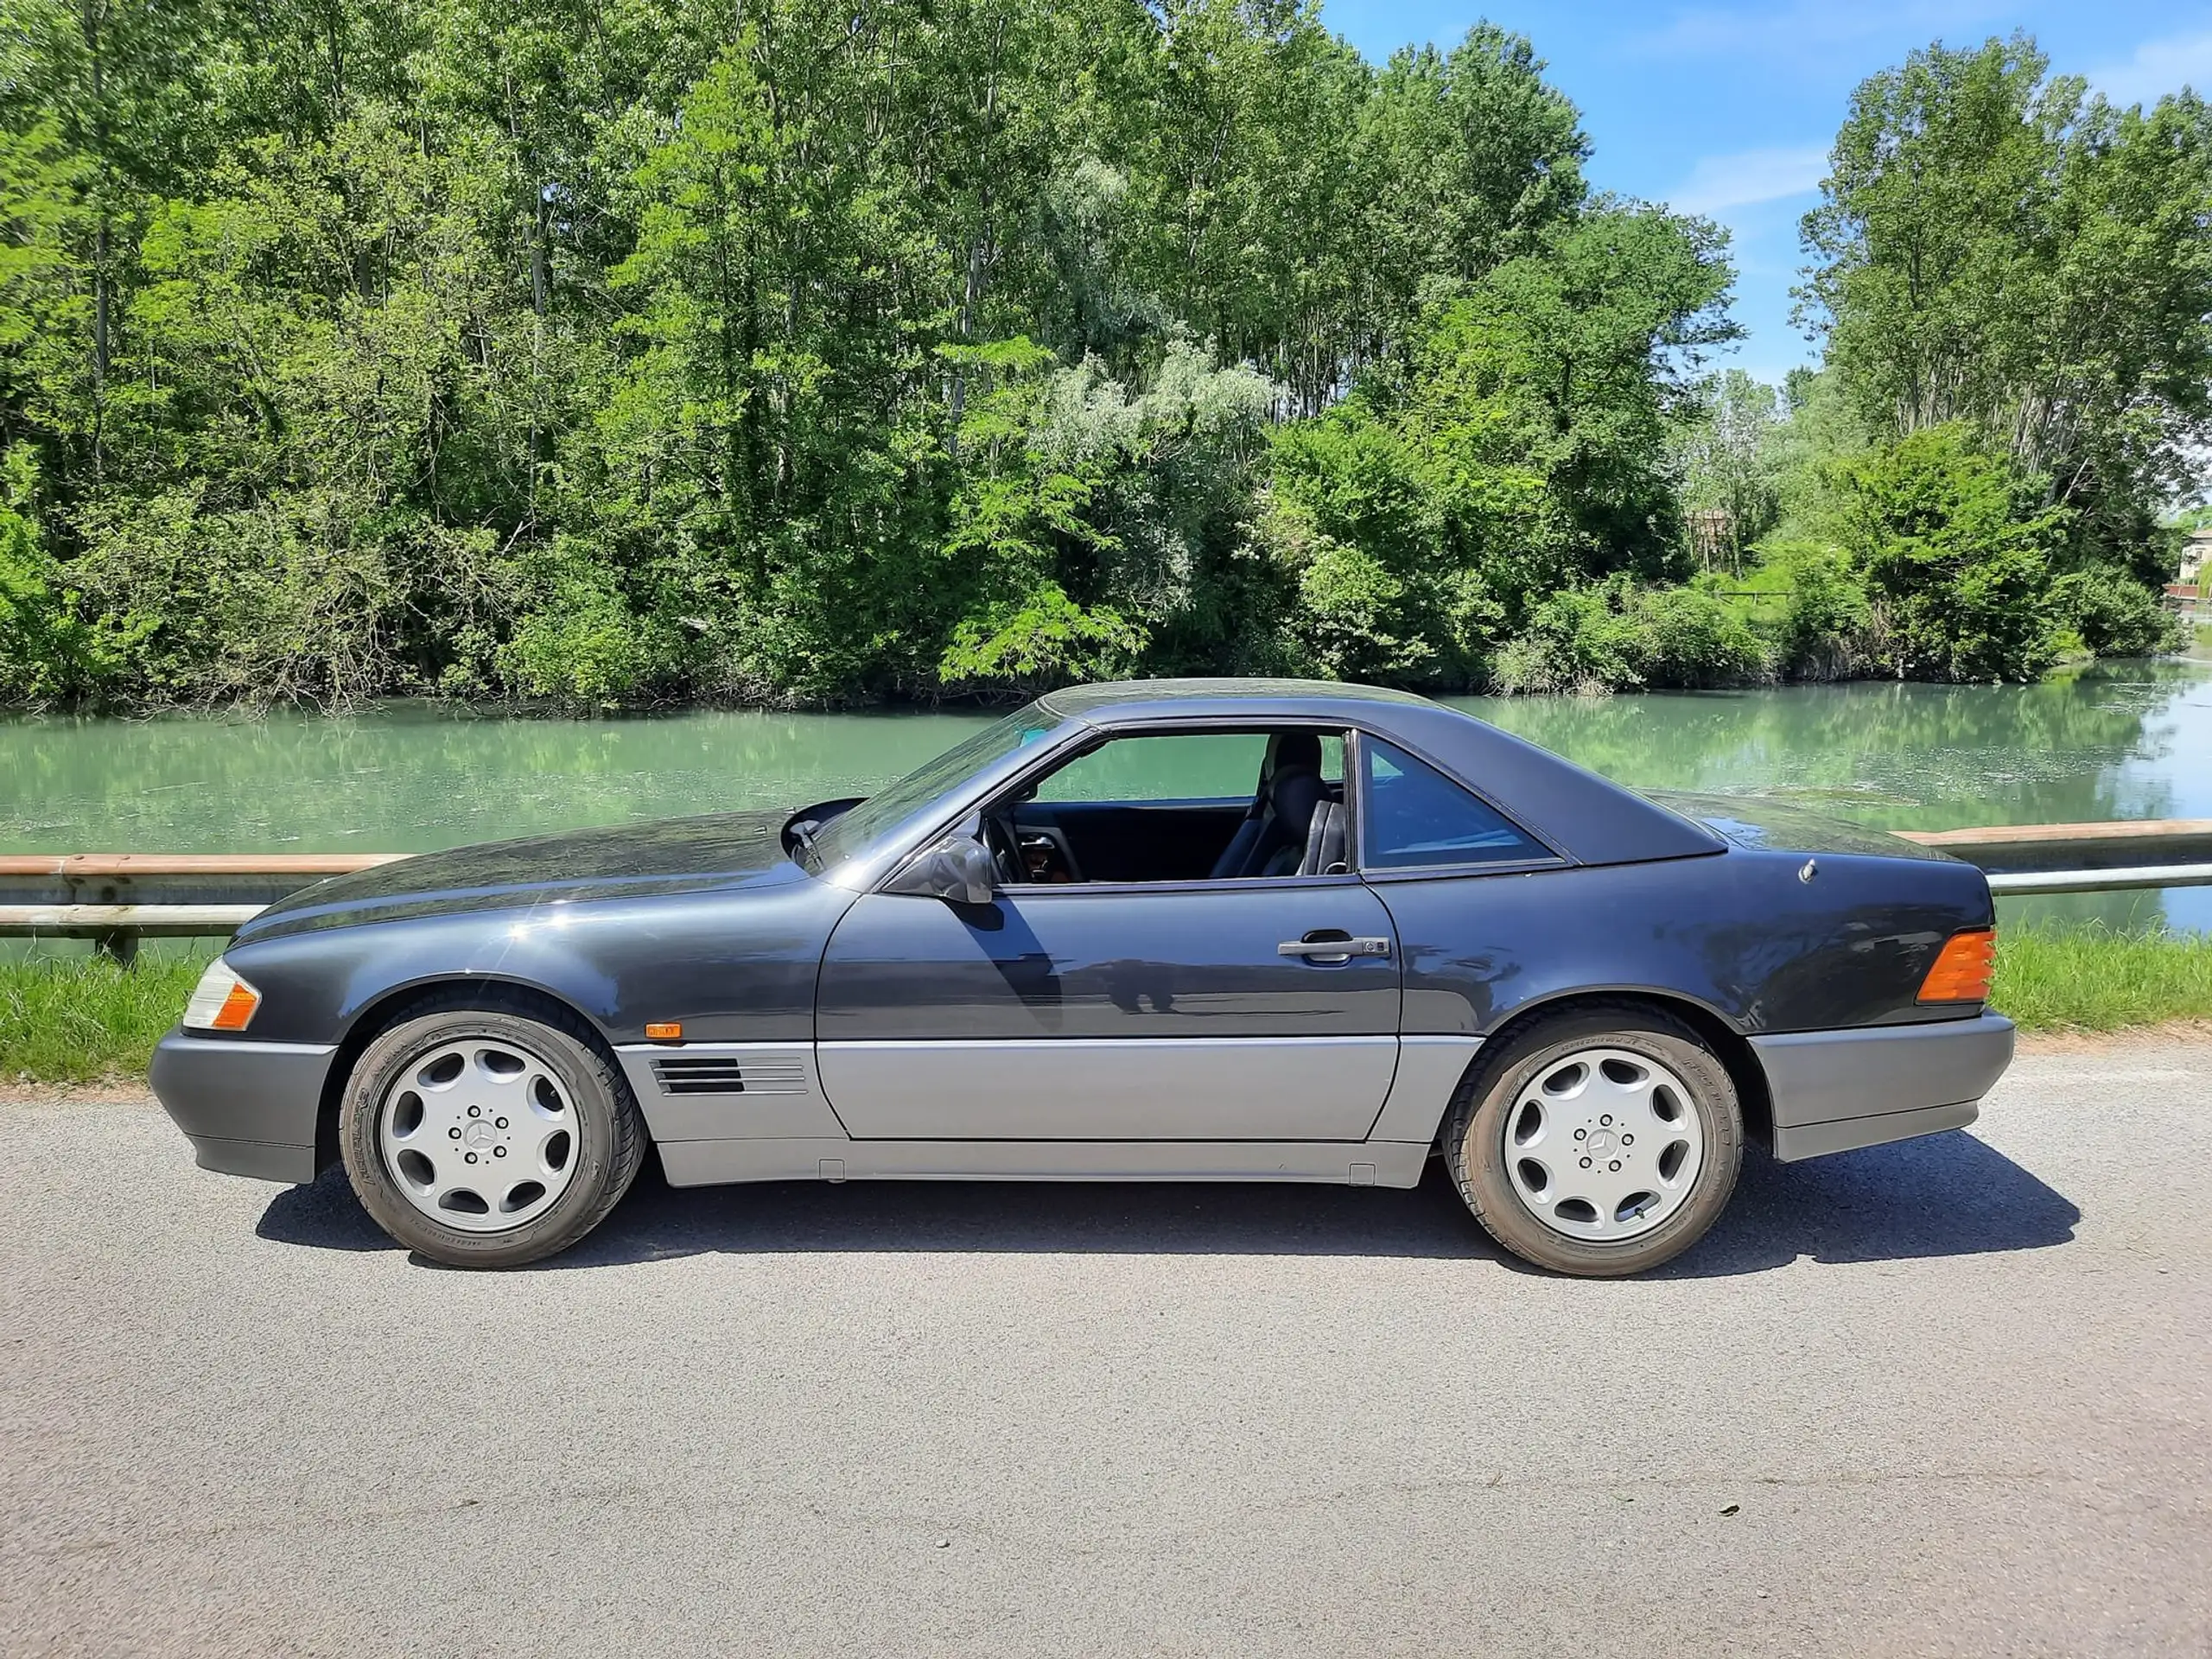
xmin=3 ymin=1044 xmax=2208 ymax=1658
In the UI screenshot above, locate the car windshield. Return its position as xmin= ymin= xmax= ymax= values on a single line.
xmin=805 ymin=702 xmax=1063 ymax=872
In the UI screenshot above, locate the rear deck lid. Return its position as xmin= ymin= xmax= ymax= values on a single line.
xmin=1644 ymin=791 xmax=1956 ymax=861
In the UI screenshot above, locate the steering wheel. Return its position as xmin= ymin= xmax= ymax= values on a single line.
xmin=980 ymin=813 xmax=1025 ymax=886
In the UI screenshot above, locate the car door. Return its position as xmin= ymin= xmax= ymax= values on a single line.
xmin=814 ymin=878 xmax=1400 ymax=1140
xmin=813 ymin=726 xmax=1401 ymax=1142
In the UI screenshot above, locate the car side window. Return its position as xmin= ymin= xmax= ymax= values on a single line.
xmin=1029 ymin=731 xmax=1340 ymax=803
xmin=1028 ymin=732 xmax=1267 ymax=803
xmin=1362 ymin=739 xmax=1549 ymax=869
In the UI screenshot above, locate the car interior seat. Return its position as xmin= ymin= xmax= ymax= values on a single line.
xmin=1297 ymin=799 xmax=1348 ymax=876
xmin=1211 ymin=732 xmax=1325 ymax=879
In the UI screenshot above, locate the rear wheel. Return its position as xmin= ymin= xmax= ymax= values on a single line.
xmin=339 ymin=1003 xmax=645 ymax=1268
xmin=1442 ymin=1004 xmax=1742 ymax=1276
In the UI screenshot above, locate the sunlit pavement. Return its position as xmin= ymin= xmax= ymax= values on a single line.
xmin=3 ymin=1044 xmax=2207 ymax=1657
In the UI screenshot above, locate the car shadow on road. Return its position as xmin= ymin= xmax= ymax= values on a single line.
xmin=256 ymin=1128 xmax=2078 ymax=1276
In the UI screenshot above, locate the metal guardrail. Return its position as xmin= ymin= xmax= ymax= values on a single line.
xmin=3 ymin=823 xmax=2209 ymax=960
xmin=0 ymin=855 xmax=403 ymax=961
xmin=1982 ymin=864 xmax=2212 ymax=895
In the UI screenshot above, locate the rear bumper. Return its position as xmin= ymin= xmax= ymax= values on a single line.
xmin=148 ymin=1030 xmax=337 ymax=1185
xmin=1751 ymin=1012 xmax=2015 ymax=1161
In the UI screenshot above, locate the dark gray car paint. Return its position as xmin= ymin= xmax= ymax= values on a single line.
xmin=815 ymin=875 xmax=1403 ymax=1140
xmin=1373 ymin=844 xmax=1993 ymax=1038
xmin=223 ymin=817 xmax=859 ymax=1048
xmin=236 ymin=810 xmax=815 ymax=941
xmin=149 ymin=678 xmax=2010 ymax=1189
xmin=817 ymin=878 xmax=1401 ymax=1039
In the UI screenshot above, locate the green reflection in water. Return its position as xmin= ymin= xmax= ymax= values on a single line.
xmin=2 ymin=658 xmax=2205 ymax=932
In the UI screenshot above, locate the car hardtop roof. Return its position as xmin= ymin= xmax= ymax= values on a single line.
xmin=1032 ymin=678 xmax=1724 ymax=868
xmin=1038 ymin=677 xmax=1439 ymax=722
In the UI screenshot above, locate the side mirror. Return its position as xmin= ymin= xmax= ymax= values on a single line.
xmin=887 ymin=831 xmax=997 ymax=905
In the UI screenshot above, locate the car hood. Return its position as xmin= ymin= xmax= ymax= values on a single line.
xmin=236 ymin=811 xmax=808 ymax=941
xmin=1644 ymin=791 xmax=1955 ymax=861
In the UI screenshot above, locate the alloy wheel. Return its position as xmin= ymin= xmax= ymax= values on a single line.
xmin=1501 ymin=1045 xmax=1708 ymax=1243
xmin=377 ymin=1039 xmax=580 ymax=1233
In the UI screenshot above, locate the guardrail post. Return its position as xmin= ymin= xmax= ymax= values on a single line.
xmin=92 ymin=927 xmax=140 ymax=968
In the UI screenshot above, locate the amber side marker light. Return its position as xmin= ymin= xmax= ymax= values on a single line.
xmin=645 ymin=1021 xmax=683 ymax=1042
xmin=1918 ymin=928 xmax=1996 ymax=1004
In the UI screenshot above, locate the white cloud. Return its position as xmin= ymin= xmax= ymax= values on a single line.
xmin=2090 ymin=29 xmax=2212 ymax=108
xmin=1669 ymin=145 xmax=1830 ymax=216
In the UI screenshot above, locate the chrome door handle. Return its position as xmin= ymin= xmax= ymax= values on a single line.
xmin=1278 ymin=937 xmax=1391 ymax=958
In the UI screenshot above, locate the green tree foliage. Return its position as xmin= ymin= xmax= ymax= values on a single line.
xmin=1723 ymin=31 xmax=2206 ymax=687
xmin=1674 ymin=369 xmax=1781 ymax=572
xmin=0 ymin=470 xmax=97 ymax=702
xmin=1491 ymin=575 xmax=1771 ymax=695
xmin=1268 ymin=203 xmax=1738 ymax=686
xmin=0 ymin=10 xmax=2198 ymax=708
xmin=1800 ymin=34 xmax=2212 ymax=582
xmin=1 ymin=0 xmax=1702 ymax=707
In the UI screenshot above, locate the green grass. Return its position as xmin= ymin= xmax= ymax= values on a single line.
xmin=0 ymin=955 xmax=209 ymax=1084
xmin=1 ymin=925 xmax=2207 ymax=1086
xmin=1991 ymin=925 xmax=2212 ymax=1033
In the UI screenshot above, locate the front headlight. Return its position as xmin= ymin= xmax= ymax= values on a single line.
xmin=182 ymin=960 xmax=262 ymax=1032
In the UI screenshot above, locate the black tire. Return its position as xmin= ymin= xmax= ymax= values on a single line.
xmin=339 ymin=1000 xmax=646 ymax=1268
xmin=1440 ymin=1002 xmax=1742 ymax=1277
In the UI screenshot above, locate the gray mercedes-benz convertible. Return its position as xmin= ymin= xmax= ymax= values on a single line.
xmin=152 ymin=679 xmax=2014 ymax=1275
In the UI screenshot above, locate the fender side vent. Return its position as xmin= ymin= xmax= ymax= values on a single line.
xmin=651 ymin=1058 xmax=808 ymax=1097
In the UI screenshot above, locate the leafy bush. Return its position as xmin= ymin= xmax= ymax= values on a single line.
xmin=2046 ymin=565 xmax=2184 ymax=658
xmin=1836 ymin=425 xmax=2069 ymax=682
xmin=501 ymin=539 xmax=689 ymax=709
xmin=1759 ymin=538 xmax=1872 ymax=678
xmin=1026 ymin=338 xmax=1279 ymax=669
xmin=0 ymin=489 xmax=101 ymax=705
xmin=1491 ymin=575 xmax=1773 ymax=694
xmin=1245 ymin=493 xmax=1503 ymax=688
xmin=1291 ymin=541 xmax=1439 ymax=683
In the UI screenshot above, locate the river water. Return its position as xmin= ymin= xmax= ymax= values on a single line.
xmin=3 ymin=658 xmax=2207 ymax=932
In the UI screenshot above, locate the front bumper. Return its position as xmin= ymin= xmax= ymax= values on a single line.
xmin=148 ymin=1030 xmax=339 ymax=1184
xmin=1751 ymin=1012 xmax=2015 ymax=1161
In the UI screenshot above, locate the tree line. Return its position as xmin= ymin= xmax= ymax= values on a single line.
xmin=0 ymin=7 xmax=2203 ymax=709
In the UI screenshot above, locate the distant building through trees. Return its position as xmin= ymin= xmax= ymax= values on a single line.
xmin=2171 ymin=529 xmax=2209 ymax=621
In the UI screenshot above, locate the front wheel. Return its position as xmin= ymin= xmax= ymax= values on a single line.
xmin=339 ymin=1003 xmax=645 ymax=1268
xmin=1441 ymin=1004 xmax=1742 ymax=1277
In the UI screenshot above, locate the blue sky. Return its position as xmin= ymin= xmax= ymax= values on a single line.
xmin=1320 ymin=0 xmax=2212 ymax=385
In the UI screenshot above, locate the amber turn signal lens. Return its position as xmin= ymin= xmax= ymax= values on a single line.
xmin=1918 ymin=928 xmax=1995 ymax=1004
xmin=209 ymin=982 xmax=260 ymax=1030
xmin=645 ymin=1021 xmax=683 ymax=1042
xmin=182 ymin=961 xmax=260 ymax=1032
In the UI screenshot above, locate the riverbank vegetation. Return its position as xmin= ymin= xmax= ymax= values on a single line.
xmin=3 ymin=925 xmax=2204 ymax=1085
xmin=0 ymin=11 xmax=2204 ymax=710
xmin=1989 ymin=925 xmax=2212 ymax=1035
xmin=0 ymin=953 xmax=208 ymax=1084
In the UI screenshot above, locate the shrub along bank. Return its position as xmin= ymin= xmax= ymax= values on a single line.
xmin=3 ymin=926 xmax=2204 ymax=1088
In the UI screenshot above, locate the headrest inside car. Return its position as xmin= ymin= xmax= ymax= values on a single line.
xmin=1268 ymin=731 xmax=1323 ymax=777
